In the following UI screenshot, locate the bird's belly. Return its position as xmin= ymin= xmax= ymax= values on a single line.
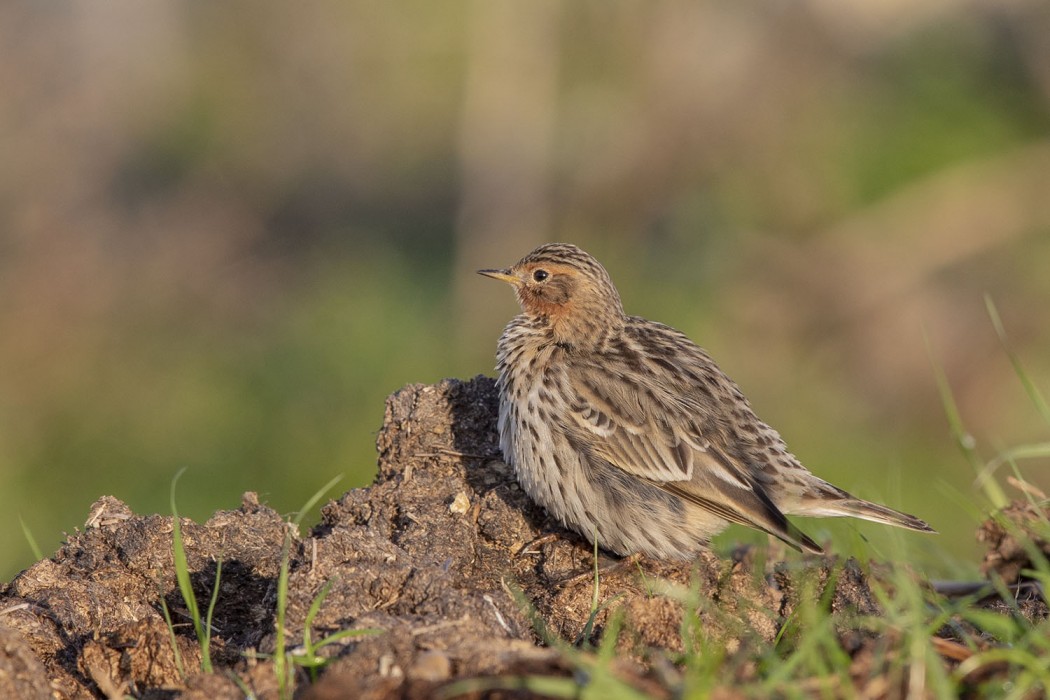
xmin=498 ymin=384 xmax=725 ymax=558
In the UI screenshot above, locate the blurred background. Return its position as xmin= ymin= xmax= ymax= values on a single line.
xmin=2 ymin=0 xmax=1049 ymax=581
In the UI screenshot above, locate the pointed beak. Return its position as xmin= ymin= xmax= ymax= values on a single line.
xmin=477 ymin=268 xmax=518 ymax=285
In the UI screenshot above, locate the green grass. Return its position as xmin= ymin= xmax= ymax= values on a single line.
xmin=18 ymin=516 xmax=42 ymax=562
xmin=167 ymin=467 xmax=219 ymax=675
xmin=290 ymin=575 xmax=381 ymax=682
xmin=273 ymin=474 xmax=343 ymax=698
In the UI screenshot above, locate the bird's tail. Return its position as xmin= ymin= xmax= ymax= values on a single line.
xmin=788 ymin=484 xmax=936 ymax=533
xmin=826 ymin=498 xmax=935 ymax=533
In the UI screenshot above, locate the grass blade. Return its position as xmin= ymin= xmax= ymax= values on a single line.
xmin=204 ymin=556 xmax=223 ymax=667
xmin=276 ymin=474 xmax=344 ymax=697
xmin=924 ymin=329 xmax=1004 ymax=505
xmin=986 ymin=295 xmax=1050 ymax=425
xmin=292 ymin=474 xmax=343 ymax=527
xmin=169 ymin=467 xmax=212 ymax=673
xmin=19 ymin=516 xmax=43 ymax=561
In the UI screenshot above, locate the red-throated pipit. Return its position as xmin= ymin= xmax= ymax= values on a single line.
xmin=479 ymin=243 xmax=934 ymax=557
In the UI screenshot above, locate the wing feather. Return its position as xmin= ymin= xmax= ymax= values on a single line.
xmin=563 ymin=341 xmax=822 ymax=554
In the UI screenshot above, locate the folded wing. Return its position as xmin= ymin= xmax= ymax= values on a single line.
xmin=565 ymin=358 xmax=822 ymax=554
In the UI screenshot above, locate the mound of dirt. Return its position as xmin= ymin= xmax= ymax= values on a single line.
xmin=978 ymin=498 xmax=1050 ymax=582
xmin=0 ymin=376 xmax=1044 ymax=698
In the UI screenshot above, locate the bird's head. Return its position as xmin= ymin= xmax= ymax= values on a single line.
xmin=479 ymin=243 xmax=625 ymax=346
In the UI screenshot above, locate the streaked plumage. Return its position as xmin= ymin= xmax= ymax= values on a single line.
xmin=479 ymin=243 xmax=933 ymax=558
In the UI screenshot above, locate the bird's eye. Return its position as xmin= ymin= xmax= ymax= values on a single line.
xmin=533 ymin=269 xmax=549 ymax=282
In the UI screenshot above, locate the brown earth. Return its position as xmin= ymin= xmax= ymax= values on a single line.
xmin=0 ymin=376 xmax=1045 ymax=699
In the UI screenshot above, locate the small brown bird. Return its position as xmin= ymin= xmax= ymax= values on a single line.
xmin=479 ymin=243 xmax=934 ymax=557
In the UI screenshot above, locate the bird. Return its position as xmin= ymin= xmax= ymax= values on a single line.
xmin=478 ymin=243 xmax=934 ymax=558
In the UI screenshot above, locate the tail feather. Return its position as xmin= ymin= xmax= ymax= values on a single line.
xmin=795 ymin=497 xmax=936 ymax=534
xmin=777 ymin=520 xmax=825 ymax=555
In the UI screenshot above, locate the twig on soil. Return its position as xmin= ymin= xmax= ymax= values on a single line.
xmin=0 ymin=602 xmax=31 ymax=617
xmin=483 ymin=594 xmax=514 ymax=636
xmin=410 ymin=617 xmax=472 ymax=637
xmin=930 ymin=637 xmax=974 ymax=662
xmin=516 ymin=533 xmax=560 ymax=556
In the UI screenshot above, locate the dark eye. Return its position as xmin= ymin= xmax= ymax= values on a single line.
xmin=533 ymin=269 xmax=549 ymax=282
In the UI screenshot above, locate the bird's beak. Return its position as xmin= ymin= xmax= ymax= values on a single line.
xmin=477 ymin=268 xmax=518 ymax=285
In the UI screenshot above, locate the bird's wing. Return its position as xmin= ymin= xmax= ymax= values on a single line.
xmin=565 ymin=354 xmax=822 ymax=553
xmin=566 ymin=358 xmax=737 ymax=485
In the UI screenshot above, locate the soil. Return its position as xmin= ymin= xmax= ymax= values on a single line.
xmin=0 ymin=376 xmax=1045 ymax=699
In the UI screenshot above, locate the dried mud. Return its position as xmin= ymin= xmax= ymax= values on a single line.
xmin=0 ymin=376 xmax=1045 ymax=698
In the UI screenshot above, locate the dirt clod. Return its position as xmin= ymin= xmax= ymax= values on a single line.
xmin=978 ymin=499 xmax=1050 ymax=583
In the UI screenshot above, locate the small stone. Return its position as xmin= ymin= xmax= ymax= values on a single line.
xmin=410 ymin=650 xmax=451 ymax=681
xmin=449 ymin=492 xmax=471 ymax=515
xmin=378 ymin=654 xmax=403 ymax=679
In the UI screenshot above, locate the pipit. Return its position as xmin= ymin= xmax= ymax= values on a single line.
xmin=479 ymin=243 xmax=934 ymax=557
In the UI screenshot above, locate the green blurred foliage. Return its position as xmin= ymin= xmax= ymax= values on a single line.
xmin=2 ymin=1 xmax=1049 ymax=581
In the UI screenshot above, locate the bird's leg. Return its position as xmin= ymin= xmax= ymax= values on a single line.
xmin=556 ymin=552 xmax=642 ymax=589
xmin=515 ymin=532 xmax=563 ymax=556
